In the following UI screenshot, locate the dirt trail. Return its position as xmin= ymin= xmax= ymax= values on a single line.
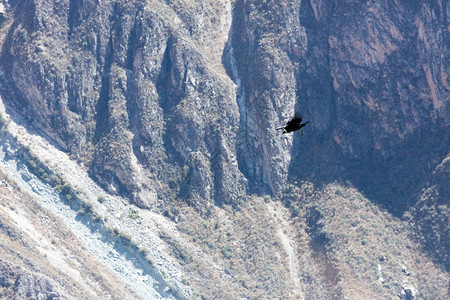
xmin=266 ymin=202 xmax=304 ymax=300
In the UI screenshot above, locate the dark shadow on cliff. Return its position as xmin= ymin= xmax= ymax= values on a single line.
xmin=289 ymin=124 xmax=449 ymax=217
xmin=0 ymin=2 xmax=68 ymax=154
xmin=288 ymin=0 xmax=449 ymax=217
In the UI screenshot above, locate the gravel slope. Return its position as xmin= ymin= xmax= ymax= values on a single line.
xmin=0 ymin=96 xmax=191 ymax=299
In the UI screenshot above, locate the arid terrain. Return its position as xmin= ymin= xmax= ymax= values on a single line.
xmin=0 ymin=0 xmax=448 ymax=299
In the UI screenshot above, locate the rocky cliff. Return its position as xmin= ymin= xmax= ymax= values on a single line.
xmin=0 ymin=0 xmax=448 ymax=299
xmin=1 ymin=0 xmax=247 ymax=210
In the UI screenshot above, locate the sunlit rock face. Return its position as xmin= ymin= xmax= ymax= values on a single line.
xmin=1 ymin=0 xmax=448 ymax=214
xmin=1 ymin=0 xmax=247 ymax=210
xmin=0 ymin=0 xmax=448 ymax=298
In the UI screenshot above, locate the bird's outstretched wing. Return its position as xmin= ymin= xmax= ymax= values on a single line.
xmin=286 ymin=111 xmax=303 ymax=127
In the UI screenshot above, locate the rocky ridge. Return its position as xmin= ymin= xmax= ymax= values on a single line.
xmin=0 ymin=95 xmax=191 ymax=298
xmin=0 ymin=0 xmax=448 ymax=298
xmin=0 ymin=0 xmax=448 ymax=211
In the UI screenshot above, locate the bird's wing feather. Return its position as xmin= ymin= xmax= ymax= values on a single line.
xmin=286 ymin=111 xmax=303 ymax=126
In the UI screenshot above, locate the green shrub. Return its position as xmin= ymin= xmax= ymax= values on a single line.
xmin=221 ymin=245 xmax=232 ymax=259
xmin=65 ymin=194 xmax=73 ymax=202
xmin=290 ymin=204 xmax=300 ymax=217
xmin=128 ymin=209 xmax=140 ymax=220
xmin=61 ymin=183 xmax=72 ymax=195
xmin=28 ymin=159 xmax=38 ymax=170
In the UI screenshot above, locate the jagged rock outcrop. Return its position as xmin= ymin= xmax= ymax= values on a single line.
xmin=12 ymin=273 xmax=67 ymax=300
xmin=1 ymin=261 xmax=66 ymax=300
xmin=226 ymin=0 xmax=307 ymax=195
xmin=293 ymin=0 xmax=449 ymax=214
xmin=0 ymin=2 xmax=448 ymax=295
xmin=1 ymin=0 xmax=247 ymax=210
xmin=1 ymin=0 xmax=447 ymax=211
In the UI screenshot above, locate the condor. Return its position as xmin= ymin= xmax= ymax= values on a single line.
xmin=276 ymin=111 xmax=309 ymax=135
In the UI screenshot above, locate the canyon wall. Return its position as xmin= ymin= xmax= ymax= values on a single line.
xmin=0 ymin=0 xmax=448 ymax=298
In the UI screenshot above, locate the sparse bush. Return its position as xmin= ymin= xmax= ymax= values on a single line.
xmin=163 ymin=209 xmax=173 ymax=219
xmin=118 ymin=231 xmax=132 ymax=245
xmin=290 ymin=204 xmax=300 ymax=217
xmin=206 ymin=241 xmax=214 ymax=249
xmin=106 ymin=227 xmax=120 ymax=237
xmin=282 ymin=184 xmax=301 ymax=207
xmin=84 ymin=203 xmax=93 ymax=215
xmin=130 ymin=239 xmax=139 ymax=248
xmin=182 ymin=278 xmax=190 ymax=286
xmin=177 ymin=248 xmax=192 ymax=264
xmin=48 ymin=175 xmax=62 ymax=187
xmin=0 ymin=113 xmax=6 ymax=127
xmin=97 ymin=195 xmax=106 ymax=203
xmin=61 ymin=183 xmax=72 ymax=196
xmin=128 ymin=209 xmax=140 ymax=221
xmin=93 ymin=214 xmax=103 ymax=223
xmin=18 ymin=28 xmax=28 ymax=42
xmin=221 ymin=245 xmax=232 ymax=259
xmin=263 ymin=195 xmax=271 ymax=203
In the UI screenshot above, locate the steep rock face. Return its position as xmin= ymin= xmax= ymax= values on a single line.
xmin=225 ymin=0 xmax=449 ymax=208
xmin=1 ymin=260 xmax=66 ymax=300
xmin=10 ymin=272 xmax=67 ymax=300
xmin=291 ymin=0 xmax=449 ymax=213
xmin=227 ymin=0 xmax=307 ymax=195
xmin=2 ymin=0 xmax=447 ymax=211
xmin=413 ymin=154 xmax=449 ymax=271
xmin=0 ymin=0 xmax=448 ymax=261
xmin=0 ymin=0 xmax=449 ymax=296
xmin=1 ymin=0 xmax=247 ymax=209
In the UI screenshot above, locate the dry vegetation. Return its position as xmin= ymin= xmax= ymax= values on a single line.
xmin=171 ymin=197 xmax=294 ymax=299
xmin=291 ymin=182 xmax=449 ymax=300
xmin=0 ymin=169 xmax=137 ymax=299
xmin=159 ymin=181 xmax=449 ymax=299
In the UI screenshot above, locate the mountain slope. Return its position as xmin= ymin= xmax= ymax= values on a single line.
xmin=0 ymin=0 xmax=448 ymax=298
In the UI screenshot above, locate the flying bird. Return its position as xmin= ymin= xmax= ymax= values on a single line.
xmin=276 ymin=111 xmax=309 ymax=135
